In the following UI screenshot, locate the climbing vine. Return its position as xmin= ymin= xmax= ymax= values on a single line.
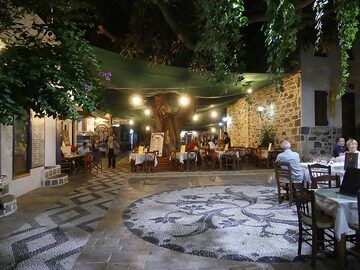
xmin=313 ymin=0 xmax=329 ymax=50
xmin=334 ymin=0 xmax=360 ymax=97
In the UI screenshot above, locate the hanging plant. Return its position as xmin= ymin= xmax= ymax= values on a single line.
xmin=264 ymin=0 xmax=298 ymax=75
xmin=335 ymin=0 xmax=360 ymax=97
xmin=313 ymin=0 xmax=329 ymax=51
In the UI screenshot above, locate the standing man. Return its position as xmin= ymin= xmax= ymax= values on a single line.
xmin=333 ymin=137 xmax=346 ymax=157
xmin=106 ymin=136 xmax=120 ymax=168
xmin=223 ymin=132 xmax=231 ymax=148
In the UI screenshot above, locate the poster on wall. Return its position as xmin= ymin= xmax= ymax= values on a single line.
xmin=31 ymin=111 xmax=45 ymax=168
xmin=149 ymin=132 xmax=164 ymax=157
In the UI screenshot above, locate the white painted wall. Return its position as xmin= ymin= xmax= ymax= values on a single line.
xmin=45 ymin=116 xmax=56 ymax=166
xmin=300 ymin=47 xmax=342 ymax=128
xmin=0 ymin=116 xmax=57 ymax=197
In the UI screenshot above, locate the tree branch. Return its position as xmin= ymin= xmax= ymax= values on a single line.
xmin=154 ymin=0 xmax=195 ymax=50
xmin=97 ymin=25 xmax=120 ymax=43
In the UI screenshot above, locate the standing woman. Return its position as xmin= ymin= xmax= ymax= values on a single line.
xmin=106 ymin=136 xmax=120 ymax=168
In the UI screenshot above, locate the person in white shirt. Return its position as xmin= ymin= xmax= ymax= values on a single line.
xmin=77 ymin=142 xmax=90 ymax=155
xmin=275 ymin=140 xmax=303 ymax=182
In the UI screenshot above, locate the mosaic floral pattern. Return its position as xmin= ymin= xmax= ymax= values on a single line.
xmin=123 ymin=185 xmax=310 ymax=262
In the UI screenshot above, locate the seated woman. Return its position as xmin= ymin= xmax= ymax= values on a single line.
xmin=336 ymin=139 xmax=360 ymax=168
xmin=187 ymin=139 xmax=199 ymax=151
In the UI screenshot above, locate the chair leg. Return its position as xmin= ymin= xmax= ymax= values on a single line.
xmin=298 ymin=224 xmax=303 ymax=255
xmin=277 ymin=186 xmax=282 ymax=204
xmin=311 ymin=229 xmax=317 ymax=267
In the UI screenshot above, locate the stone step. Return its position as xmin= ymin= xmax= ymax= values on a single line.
xmin=42 ymin=173 xmax=69 ymax=187
xmin=0 ymin=194 xmax=17 ymax=218
xmin=44 ymin=165 xmax=61 ymax=179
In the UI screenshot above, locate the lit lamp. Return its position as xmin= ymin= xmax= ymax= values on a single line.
xmin=130 ymin=94 xmax=143 ymax=106
xmin=211 ymin=111 xmax=218 ymax=118
xmin=144 ymin=108 xmax=151 ymax=116
xmin=192 ymin=114 xmax=199 ymax=121
xmin=247 ymin=88 xmax=253 ymax=94
xmin=222 ymin=117 xmax=227 ymax=122
xmin=145 ymin=126 xmax=150 ymax=131
xmin=218 ymin=122 xmax=223 ymax=127
xmin=211 ymin=127 xmax=216 ymax=133
xmin=128 ymin=120 xmax=134 ymax=125
xmin=179 ymin=95 xmax=190 ymax=106
xmin=257 ymin=106 xmax=265 ymax=119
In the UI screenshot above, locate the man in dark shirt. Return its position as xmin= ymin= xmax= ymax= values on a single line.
xmin=223 ymin=132 xmax=231 ymax=148
xmin=333 ymin=137 xmax=346 ymax=157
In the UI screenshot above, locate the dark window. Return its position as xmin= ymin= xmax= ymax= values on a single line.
xmin=315 ymin=90 xmax=328 ymax=126
xmin=13 ymin=113 xmax=31 ymax=177
xmin=313 ymin=51 xmax=327 ymax=57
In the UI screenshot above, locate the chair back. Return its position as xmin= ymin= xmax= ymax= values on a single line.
xmin=308 ymin=163 xmax=331 ymax=182
xmin=274 ymin=162 xmax=293 ymax=183
xmin=186 ymin=151 xmax=197 ymax=160
xmin=145 ymin=151 xmax=158 ymax=161
xmin=224 ymin=149 xmax=237 ymax=157
xmin=311 ymin=174 xmax=340 ymax=189
xmin=292 ymin=183 xmax=317 ymax=228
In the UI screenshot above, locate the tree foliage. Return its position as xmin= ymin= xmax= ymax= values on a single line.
xmin=0 ymin=0 xmax=106 ymax=125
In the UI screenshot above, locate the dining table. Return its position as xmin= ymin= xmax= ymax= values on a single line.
xmin=63 ymin=153 xmax=85 ymax=173
xmin=174 ymin=152 xmax=198 ymax=164
xmin=315 ymin=188 xmax=358 ymax=269
xmin=129 ymin=153 xmax=158 ymax=171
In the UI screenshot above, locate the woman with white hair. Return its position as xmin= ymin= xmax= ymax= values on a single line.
xmin=345 ymin=139 xmax=360 ymax=168
xmin=275 ymin=140 xmax=303 ymax=182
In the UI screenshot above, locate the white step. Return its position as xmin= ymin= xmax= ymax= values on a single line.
xmin=42 ymin=173 xmax=69 ymax=187
xmin=0 ymin=194 xmax=17 ymax=218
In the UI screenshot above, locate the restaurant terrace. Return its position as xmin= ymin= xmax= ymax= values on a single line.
xmin=0 ymin=1 xmax=360 ymax=270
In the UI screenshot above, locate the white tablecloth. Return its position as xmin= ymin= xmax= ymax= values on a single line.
xmin=129 ymin=153 xmax=158 ymax=167
xmin=175 ymin=152 xmax=197 ymax=164
xmin=215 ymin=150 xmax=240 ymax=160
xmin=315 ymin=188 xmax=358 ymax=240
xmin=300 ymin=162 xmax=345 ymax=182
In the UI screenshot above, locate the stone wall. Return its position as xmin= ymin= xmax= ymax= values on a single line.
xmin=300 ymin=126 xmax=341 ymax=156
xmin=227 ymin=73 xmax=302 ymax=151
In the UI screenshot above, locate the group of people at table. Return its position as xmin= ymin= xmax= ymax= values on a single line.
xmin=61 ymin=136 xmax=120 ymax=173
xmin=275 ymin=138 xmax=360 ymax=268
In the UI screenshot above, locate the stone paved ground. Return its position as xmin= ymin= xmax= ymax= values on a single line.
xmin=1 ymin=158 xmax=359 ymax=270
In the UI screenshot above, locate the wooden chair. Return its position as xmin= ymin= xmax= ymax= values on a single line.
xmin=308 ymin=164 xmax=332 ymax=189
xmin=185 ymin=151 xmax=197 ymax=171
xmin=274 ymin=162 xmax=295 ymax=205
xmin=90 ymin=151 xmax=103 ymax=173
xmin=256 ymin=148 xmax=269 ymax=168
xmin=310 ymin=175 xmax=340 ymax=189
xmin=292 ymin=183 xmax=336 ymax=267
xmin=60 ymin=158 xmax=72 ymax=174
xmin=144 ymin=151 xmax=158 ymax=173
xmin=223 ymin=150 xmax=237 ymax=170
xmin=347 ymin=191 xmax=360 ymax=258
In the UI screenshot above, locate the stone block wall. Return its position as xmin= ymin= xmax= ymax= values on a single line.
xmin=300 ymin=126 xmax=341 ymax=156
xmin=227 ymin=73 xmax=302 ymax=151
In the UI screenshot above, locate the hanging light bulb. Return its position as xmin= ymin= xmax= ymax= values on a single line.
xmin=144 ymin=108 xmax=151 ymax=115
xmin=211 ymin=111 xmax=218 ymax=118
xmin=178 ymin=95 xmax=190 ymax=106
xmin=192 ymin=114 xmax=199 ymax=121
xmin=130 ymin=94 xmax=143 ymax=106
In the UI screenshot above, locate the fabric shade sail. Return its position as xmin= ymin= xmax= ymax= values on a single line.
xmin=93 ymin=46 xmax=274 ymax=129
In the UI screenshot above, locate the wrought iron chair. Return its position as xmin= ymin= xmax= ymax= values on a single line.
xmin=223 ymin=149 xmax=238 ymax=170
xmin=274 ymin=162 xmax=295 ymax=204
xmin=347 ymin=191 xmax=360 ymax=259
xmin=185 ymin=151 xmax=197 ymax=171
xmin=292 ymin=183 xmax=336 ymax=267
xmin=144 ymin=151 xmax=158 ymax=173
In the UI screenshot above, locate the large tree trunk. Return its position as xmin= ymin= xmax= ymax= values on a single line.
xmin=152 ymin=94 xmax=195 ymax=153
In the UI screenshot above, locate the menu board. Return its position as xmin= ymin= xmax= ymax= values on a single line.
xmin=149 ymin=132 xmax=164 ymax=157
xmin=31 ymin=112 xmax=45 ymax=168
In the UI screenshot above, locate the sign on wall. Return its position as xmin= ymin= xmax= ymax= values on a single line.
xmin=31 ymin=112 xmax=45 ymax=168
xmin=149 ymin=132 xmax=164 ymax=157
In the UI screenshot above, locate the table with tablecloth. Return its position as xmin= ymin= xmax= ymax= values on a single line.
xmin=174 ymin=152 xmax=197 ymax=164
xmin=315 ymin=188 xmax=358 ymax=268
xmin=129 ymin=153 xmax=158 ymax=166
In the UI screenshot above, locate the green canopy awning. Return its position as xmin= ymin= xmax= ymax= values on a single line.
xmin=93 ymin=46 xmax=275 ymax=129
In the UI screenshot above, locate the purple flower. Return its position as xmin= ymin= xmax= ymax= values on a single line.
xmin=99 ymin=71 xmax=112 ymax=81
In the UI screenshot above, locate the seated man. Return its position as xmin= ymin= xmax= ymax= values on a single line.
xmin=78 ymin=142 xmax=90 ymax=155
xmin=333 ymin=137 xmax=346 ymax=157
xmin=187 ymin=139 xmax=198 ymax=151
xmin=275 ymin=140 xmax=303 ymax=182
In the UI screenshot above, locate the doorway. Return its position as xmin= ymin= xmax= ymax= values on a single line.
xmin=341 ymin=93 xmax=356 ymax=140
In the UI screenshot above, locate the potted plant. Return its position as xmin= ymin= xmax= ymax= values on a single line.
xmin=259 ymin=124 xmax=276 ymax=149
